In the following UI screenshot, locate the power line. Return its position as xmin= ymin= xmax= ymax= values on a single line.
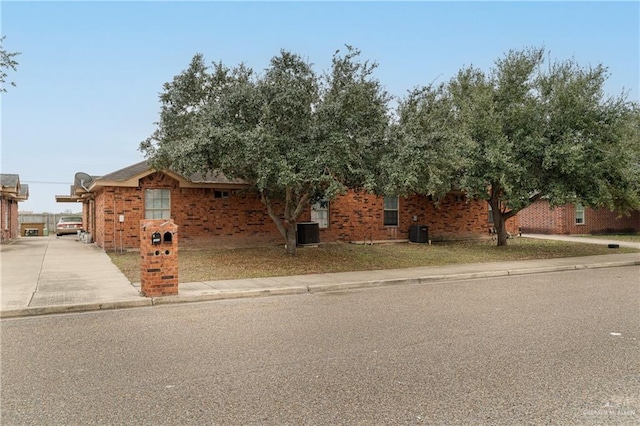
xmin=21 ymin=181 xmax=70 ymax=185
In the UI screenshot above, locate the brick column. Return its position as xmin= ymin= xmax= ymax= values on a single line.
xmin=140 ymin=219 xmax=178 ymax=297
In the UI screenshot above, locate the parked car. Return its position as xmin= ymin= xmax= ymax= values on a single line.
xmin=56 ymin=216 xmax=83 ymax=236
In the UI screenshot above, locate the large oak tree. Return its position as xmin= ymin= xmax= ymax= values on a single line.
xmin=388 ymin=47 xmax=639 ymax=246
xmin=141 ymin=47 xmax=390 ymax=255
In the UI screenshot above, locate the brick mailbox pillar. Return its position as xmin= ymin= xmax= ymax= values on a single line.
xmin=140 ymin=219 xmax=178 ymax=297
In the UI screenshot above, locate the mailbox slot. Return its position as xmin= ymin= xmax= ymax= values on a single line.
xmin=151 ymin=232 xmax=162 ymax=245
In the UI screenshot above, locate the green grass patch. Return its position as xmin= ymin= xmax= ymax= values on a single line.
xmin=107 ymin=237 xmax=638 ymax=283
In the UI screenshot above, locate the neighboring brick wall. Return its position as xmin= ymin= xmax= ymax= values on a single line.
xmin=10 ymin=201 xmax=19 ymax=240
xmin=566 ymin=204 xmax=640 ymax=234
xmin=518 ymin=200 xmax=567 ymax=234
xmin=0 ymin=198 xmax=19 ymax=243
xmin=519 ymin=200 xmax=640 ymax=234
xmin=82 ymin=201 xmax=94 ymax=239
xmin=89 ymin=172 xmax=519 ymax=250
xmin=0 ymin=198 xmax=10 ymax=242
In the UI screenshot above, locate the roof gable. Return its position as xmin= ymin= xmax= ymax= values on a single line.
xmin=0 ymin=174 xmax=28 ymax=201
xmin=77 ymin=160 xmax=248 ymax=192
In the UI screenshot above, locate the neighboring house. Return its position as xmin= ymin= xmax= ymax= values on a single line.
xmin=519 ymin=199 xmax=640 ymax=235
xmin=57 ymin=160 xmax=518 ymax=251
xmin=0 ymin=174 xmax=29 ymax=243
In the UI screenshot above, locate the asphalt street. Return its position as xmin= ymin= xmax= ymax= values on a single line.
xmin=1 ymin=266 xmax=638 ymax=425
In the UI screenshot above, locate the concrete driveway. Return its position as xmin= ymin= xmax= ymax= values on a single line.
xmin=522 ymin=233 xmax=640 ymax=249
xmin=0 ymin=235 xmax=140 ymax=311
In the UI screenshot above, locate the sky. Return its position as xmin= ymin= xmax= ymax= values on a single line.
xmin=1 ymin=1 xmax=638 ymax=214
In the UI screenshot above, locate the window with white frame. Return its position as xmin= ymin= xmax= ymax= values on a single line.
xmin=383 ymin=196 xmax=399 ymax=226
xmin=488 ymin=203 xmax=494 ymax=223
xmin=145 ymin=189 xmax=171 ymax=219
xmin=575 ymin=203 xmax=585 ymax=225
xmin=311 ymin=199 xmax=329 ymax=228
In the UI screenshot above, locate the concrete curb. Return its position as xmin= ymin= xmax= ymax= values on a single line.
xmin=0 ymin=299 xmax=153 ymax=319
xmin=308 ymin=277 xmax=420 ymax=293
xmin=581 ymin=261 xmax=640 ymax=269
xmin=2 ymin=260 xmax=638 ymax=318
xmin=307 ymin=260 xmax=639 ymax=292
xmin=507 ymin=265 xmax=578 ymax=276
xmin=150 ymin=286 xmax=310 ymax=306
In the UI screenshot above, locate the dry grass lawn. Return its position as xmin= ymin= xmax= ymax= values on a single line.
xmin=107 ymin=237 xmax=638 ymax=284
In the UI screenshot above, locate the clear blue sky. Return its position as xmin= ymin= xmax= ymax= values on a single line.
xmin=2 ymin=1 xmax=638 ymax=213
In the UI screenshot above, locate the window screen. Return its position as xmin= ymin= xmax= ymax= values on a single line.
xmin=383 ymin=196 xmax=399 ymax=226
xmin=311 ymin=200 xmax=329 ymax=228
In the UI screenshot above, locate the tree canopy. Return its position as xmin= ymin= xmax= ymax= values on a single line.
xmin=143 ymin=46 xmax=639 ymax=250
xmin=388 ymin=47 xmax=640 ymax=245
xmin=141 ymin=46 xmax=390 ymax=255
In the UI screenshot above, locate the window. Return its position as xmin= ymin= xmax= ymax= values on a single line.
xmin=488 ymin=204 xmax=494 ymax=223
xmin=383 ymin=196 xmax=399 ymax=226
xmin=311 ymin=199 xmax=329 ymax=228
xmin=214 ymin=190 xmax=229 ymax=199
xmin=575 ymin=203 xmax=585 ymax=225
xmin=145 ymin=189 xmax=170 ymax=219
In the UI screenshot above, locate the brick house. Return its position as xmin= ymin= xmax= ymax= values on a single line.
xmin=58 ymin=161 xmax=518 ymax=251
xmin=519 ymin=199 xmax=640 ymax=235
xmin=0 ymin=174 xmax=29 ymax=243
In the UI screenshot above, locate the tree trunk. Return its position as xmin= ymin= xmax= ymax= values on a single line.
xmin=489 ymin=192 xmax=509 ymax=247
xmin=260 ymin=190 xmax=302 ymax=256
xmin=285 ymin=221 xmax=297 ymax=256
xmin=494 ymin=211 xmax=509 ymax=247
xmin=488 ymin=186 xmax=538 ymax=246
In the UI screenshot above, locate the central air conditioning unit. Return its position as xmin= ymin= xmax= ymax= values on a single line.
xmin=297 ymin=222 xmax=320 ymax=246
xmin=409 ymin=224 xmax=429 ymax=243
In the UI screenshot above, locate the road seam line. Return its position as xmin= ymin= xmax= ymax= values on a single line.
xmin=27 ymin=237 xmax=50 ymax=307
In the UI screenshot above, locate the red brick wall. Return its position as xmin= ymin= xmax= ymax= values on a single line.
xmin=519 ymin=200 xmax=640 ymax=234
xmin=312 ymin=191 xmax=517 ymax=243
xmin=93 ymin=189 xmax=107 ymax=249
xmin=92 ymin=173 xmax=282 ymax=250
xmin=0 ymin=198 xmax=19 ymax=243
xmin=90 ymin=172 xmax=518 ymax=250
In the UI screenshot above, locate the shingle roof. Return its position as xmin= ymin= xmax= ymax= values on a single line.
xmin=0 ymin=174 xmax=20 ymax=188
xmin=97 ymin=160 xmax=245 ymax=185
xmin=97 ymin=160 xmax=149 ymax=181
xmin=1 ymin=174 xmax=27 ymax=200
